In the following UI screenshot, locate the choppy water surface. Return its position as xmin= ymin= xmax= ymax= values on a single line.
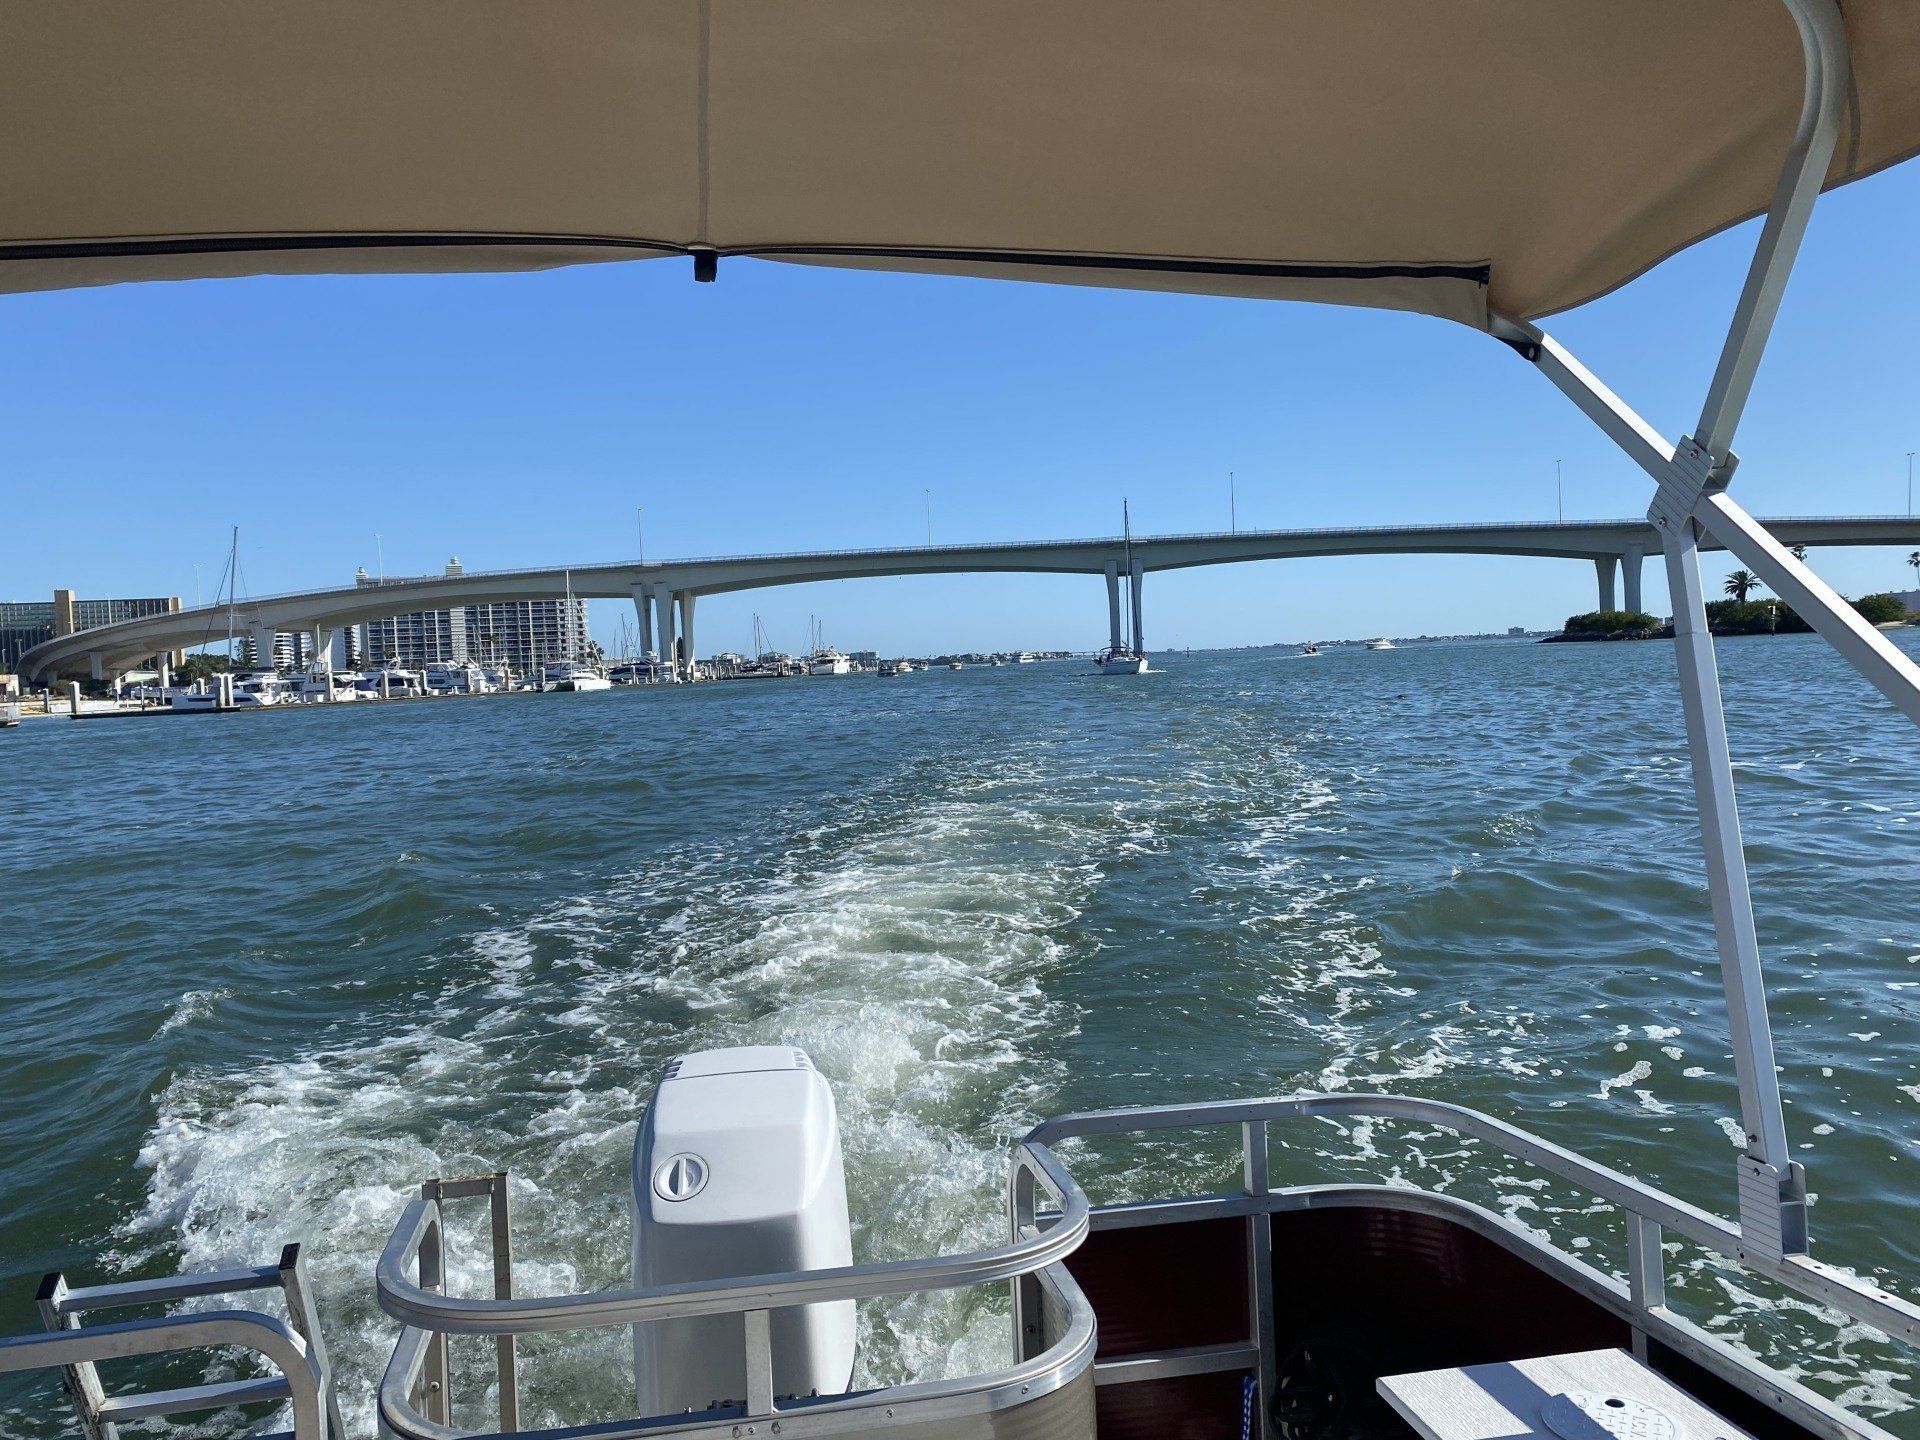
xmin=2 ymin=638 xmax=1918 ymax=1435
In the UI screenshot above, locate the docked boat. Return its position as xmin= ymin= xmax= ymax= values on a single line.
xmin=609 ymin=655 xmax=668 ymax=685
xmin=423 ymin=660 xmax=496 ymax=695
xmin=876 ymin=660 xmax=901 ymax=677
xmin=293 ymin=668 xmax=359 ymax=702
xmin=1366 ymin=637 xmax=1396 ymax=651
xmin=542 ymin=660 xmax=612 ymax=692
xmin=805 ymin=617 xmax=853 ymax=675
xmin=5 ymin=10 xmax=1920 ymax=1440
xmin=229 ymin=671 xmax=290 ymax=706
xmin=1 ymin=702 xmax=20 ymax=727
xmin=164 ymin=671 xmax=287 ymax=710
xmin=357 ymin=663 xmax=425 ymax=698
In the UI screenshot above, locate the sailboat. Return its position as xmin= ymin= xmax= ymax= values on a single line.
xmin=173 ymin=526 xmax=287 ymax=708
xmin=1094 ymin=500 xmax=1149 ymax=674
xmin=544 ymin=570 xmax=611 ymax=690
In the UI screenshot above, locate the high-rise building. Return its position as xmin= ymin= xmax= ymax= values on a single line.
xmin=1 ymin=590 xmax=181 ymax=673
xmin=353 ymin=560 xmax=588 ymax=673
xmin=361 ymin=606 xmax=469 ymax=668
xmin=461 ymin=599 xmax=590 ymax=672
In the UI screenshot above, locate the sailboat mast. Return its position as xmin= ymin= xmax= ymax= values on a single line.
xmin=226 ymin=525 xmax=238 ymax=663
xmin=1122 ymin=501 xmax=1135 ymax=652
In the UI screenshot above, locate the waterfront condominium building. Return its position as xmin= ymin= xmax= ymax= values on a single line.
xmin=0 ymin=590 xmax=181 ymax=673
xmin=354 ymin=561 xmax=589 ymax=673
xmin=460 ymin=599 xmax=591 ymax=672
xmin=360 ymin=604 xmax=469 ymax=668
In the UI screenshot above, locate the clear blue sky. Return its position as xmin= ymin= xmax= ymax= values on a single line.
xmin=4 ymin=164 xmax=1916 ymax=654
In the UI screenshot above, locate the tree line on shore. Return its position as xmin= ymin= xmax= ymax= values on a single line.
xmin=1559 ymin=563 xmax=1913 ymax=641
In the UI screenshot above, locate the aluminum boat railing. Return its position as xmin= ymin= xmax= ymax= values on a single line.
xmin=12 ymin=1094 xmax=1914 ymax=1440
xmin=374 ymin=1140 xmax=1092 ymax=1439
xmin=1018 ymin=1094 xmax=1920 ymax=1440
xmin=367 ymin=1092 xmax=1917 ymax=1440
xmin=1 ymin=1245 xmax=339 ymax=1440
xmin=1023 ymin=1092 xmax=1920 ymax=1350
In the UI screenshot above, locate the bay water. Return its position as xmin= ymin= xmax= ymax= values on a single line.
xmin=2 ymin=638 xmax=1916 ymax=1434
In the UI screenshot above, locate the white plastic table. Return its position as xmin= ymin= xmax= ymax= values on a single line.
xmin=1377 ymin=1348 xmax=1750 ymax=1440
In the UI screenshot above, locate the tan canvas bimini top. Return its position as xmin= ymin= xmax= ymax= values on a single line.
xmin=2 ymin=2 xmax=1918 ymax=328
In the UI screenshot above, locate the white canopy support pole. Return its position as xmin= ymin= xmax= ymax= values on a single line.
xmin=1693 ymin=0 xmax=1851 ymax=462
xmin=1662 ymin=527 xmax=1793 ymax=1163
xmin=1484 ymin=0 xmax=1858 ymax=1260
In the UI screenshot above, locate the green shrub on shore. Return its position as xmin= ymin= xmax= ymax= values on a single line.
xmin=1704 ymin=599 xmax=1811 ymax=634
xmin=1853 ymin=592 xmax=1910 ymax=626
xmin=1563 ymin=609 xmax=1660 ymax=637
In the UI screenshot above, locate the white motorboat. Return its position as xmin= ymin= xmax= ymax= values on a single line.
xmin=424 ymin=660 xmax=496 ymax=694
xmin=946 ymin=659 xmax=963 ymax=670
xmin=166 ymin=673 xmax=282 ymax=710
xmin=358 ymin=663 xmax=425 ymax=698
xmin=542 ymin=660 xmax=612 ymax=692
xmin=1366 ymin=637 xmax=1396 ymax=650
xmin=293 ymin=668 xmax=359 ymax=702
xmin=1 ymin=702 xmax=20 ymax=727
xmin=8 ymin=13 xmax=1920 ymax=1440
xmin=808 ymin=648 xmax=852 ymax=676
xmin=1014 ymin=651 xmax=1036 ymax=663
xmin=229 ymin=671 xmax=290 ymax=706
xmin=609 ymin=656 xmax=663 ymax=684
xmin=1299 ymin=642 xmax=1321 ymax=656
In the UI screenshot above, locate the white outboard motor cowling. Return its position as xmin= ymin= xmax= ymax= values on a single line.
xmin=632 ymin=1046 xmax=855 ymax=1414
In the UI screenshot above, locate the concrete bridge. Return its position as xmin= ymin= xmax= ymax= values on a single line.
xmin=21 ymin=514 xmax=1920 ymax=683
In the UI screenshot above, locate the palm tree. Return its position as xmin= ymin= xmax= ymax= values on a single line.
xmin=1908 ymin=550 xmax=1919 ymax=589
xmin=1789 ymin=544 xmax=1807 ymax=561
xmin=1724 ymin=569 xmax=1762 ymax=603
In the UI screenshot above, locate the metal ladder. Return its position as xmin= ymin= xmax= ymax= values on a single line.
xmin=0 ymin=1243 xmax=342 ymax=1440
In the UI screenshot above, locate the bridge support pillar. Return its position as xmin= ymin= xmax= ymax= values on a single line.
xmin=631 ymin=583 xmax=654 ymax=657
xmin=88 ymin=651 xmax=103 ymax=682
xmin=1129 ymin=569 xmax=1145 ymax=653
xmin=1622 ymin=547 xmax=1644 ymax=615
xmin=1595 ymin=556 xmax=1618 ymax=613
xmin=249 ymin=624 xmax=278 ymax=672
xmin=677 ymin=593 xmax=697 ymax=680
xmin=1104 ymin=562 xmax=1123 ymax=651
xmin=652 ymin=586 xmax=677 ymax=680
xmin=158 ymin=654 xmax=171 ymax=690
